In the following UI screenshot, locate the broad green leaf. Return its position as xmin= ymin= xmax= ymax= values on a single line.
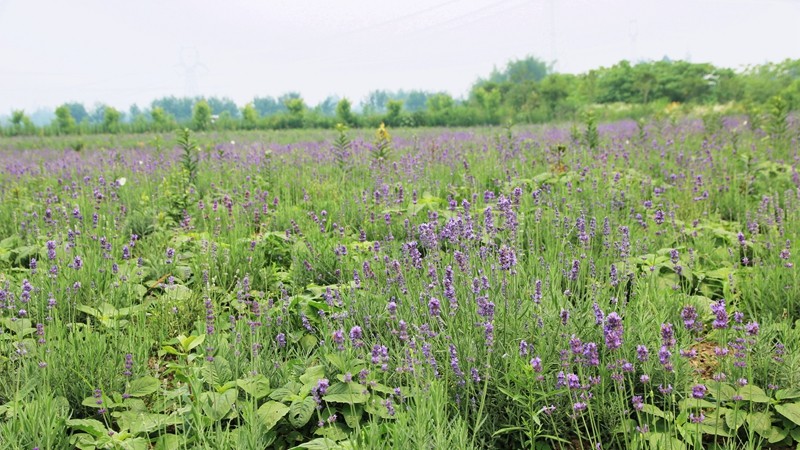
xmin=315 ymin=423 xmax=349 ymax=441
xmin=290 ymin=437 xmax=352 ymax=450
xmin=641 ymin=403 xmax=667 ymax=419
xmin=237 ymin=375 xmax=272 ymax=400
xmin=126 ymin=376 xmax=160 ymax=397
xmin=66 ymin=418 xmax=108 ymax=437
xmin=746 ymin=411 xmax=772 ymax=434
xmin=201 ymin=357 xmax=232 ymax=387
xmin=118 ymin=437 xmax=150 ymax=450
xmin=323 ymin=382 xmax=369 ymax=405
xmin=647 ymin=432 xmax=687 ymax=450
xmin=178 ymin=334 xmax=205 ymax=352
xmin=706 ymin=381 xmax=736 ymax=402
xmin=763 ymin=426 xmax=788 ymax=444
xmin=737 ymin=385 xmax=771 ymax=403
xmin=342 ymin=405 xmax=363 ymax=429
xmin=154 ymin=434 xmax=185 ymax=450
xmin=270 ymin=381 xmax=301 ymax=401
xmin=678 ymin=398 xmax=716 ymax=410
xmin=82 ymin=394 xmax=115 ymax=409
xmin=299 ymin=365 xmax=326 ymax=385
xmin=199 ymin=389 xmax=237 ymax=422
xmin=114 ymin=411 xmax=182 ymax=434
xmin=257 ymin=401 xmax=290 ymax=431
xmin=775 ymin=402 xmax=800 ymax=426
xmin=288 ymin=396 xmax=316 ymax=428
xmin=776 ymin=388 xmax=800 ymax=401
xmin=1 ymin=318 xmax=34 ymax=336
xmin=724 ymin=409 xmax=746 ymax=431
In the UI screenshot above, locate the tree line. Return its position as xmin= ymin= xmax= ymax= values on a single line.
xmin=3 ymin=56 xmax=800 ymax=136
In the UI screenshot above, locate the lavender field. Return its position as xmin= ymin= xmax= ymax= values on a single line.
xmin=1 ymin=118 xmax=799 ymax=449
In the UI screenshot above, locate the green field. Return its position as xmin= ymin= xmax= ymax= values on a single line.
xmin=0 ymin=117 xmax=799 ymax=449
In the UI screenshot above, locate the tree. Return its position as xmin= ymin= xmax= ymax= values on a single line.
xmin=385 ymin=100 xmax=403 ymax=126
xmin=335 ymin=98 xmax=355 ymax=125
xmin=241 ymin=103 xmax=260 ymax=129
xmin=317 ymin=96 xmax=340 ymax=117
xmin=207 ymin=97 xmax=240 ymax=118
xmin=64 ymin=102 xmax=89 ymax=124
xmin=253 ymin=96 xmax=285 ymax=116
xmin=282 ymin=97 xmax=306 ymax=128
xmin=192 ymin=100 xmax=212 ymax=131
xmin=151 ymin=96 xmax=195 ymax=122
xmin=363 ymin=90 xmax=391 ymax=115
xmin=489 ymin=56 xmax=550 ymax=84
xmin=10 ymin=110 xmax=35 ymax=135
xmin=151 ymin=107 xmax=175 ymax=131
xmin=54 ymin=104 xmax=77 ymax=134
xmin=101 ymin=106 xmax=122 ymax=133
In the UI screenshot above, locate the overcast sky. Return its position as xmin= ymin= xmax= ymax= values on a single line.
xmin=0 ymin=0 xmax=798 ymax=113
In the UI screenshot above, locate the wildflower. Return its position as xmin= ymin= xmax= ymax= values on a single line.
xmin=428 ymin=297 xmax=441 ymax=317
xmin=349 ymin=326 xmax=363 ymax=347
xmin=631 ymin=395 xmax=644 ymax=411
xmin=636 ymin=345 xmax=649 ymax=362
xmin=710 ymin=300 xmax=729 ymax=329
xmin=530 ymin=356 xmax=543 ymax=373
xmin=123 ymin=353 xmax=133 ymax=377
xmin=661 ymin=323 xmax=675 ymax=348
xmin=603 ymin=312 xmax=624 ymax=351
xmin=583 ymin=342 xmax=599 ymax=367
xmin=592 ymin=303 xmax=605 ymax=325
xmin=311 ymin=379 xmax=329 ymax=407
xmin=692 ymin=384 xmax=707 ymax=399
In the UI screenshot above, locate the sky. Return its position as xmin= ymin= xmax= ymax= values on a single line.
xmin=0 ymin=0 xmax=798 ymax=114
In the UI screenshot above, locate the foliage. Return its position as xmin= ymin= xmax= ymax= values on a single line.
xmin=1 ymin=106 xmax=800 ymax=449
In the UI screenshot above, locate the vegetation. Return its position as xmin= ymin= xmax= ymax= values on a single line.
xmin=3 ymin=56 xmax=800 ymax=136
xmin=0 ymin=113 xmax=799 ymax=448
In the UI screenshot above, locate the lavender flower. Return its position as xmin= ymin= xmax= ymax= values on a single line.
xmin=603 ymin=312 xmax=624 ymax=351
xmin=691 ymin=384 xmax=707 ymax=399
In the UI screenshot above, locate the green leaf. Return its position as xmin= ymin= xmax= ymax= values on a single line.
xmin=641 ymin=403 xmax=668 ymax=419
xmin=647 ymin=432 xmax=687 ymax=450
xmin=706 ymin=381 xmax=736 ymax=402
xmin=118 ymin=437 xmax=150 ymax=450
xmin=154 ymin=434 xmax=186 ymax=450
xmin=678 ymin=398 xmax=717 ymax=410
xmin=746 ymin=411 xmax=772 ymax=434
xmin=775 ymin=402 xmax=800 ymax=426
xmin=82 ymin=394 xmax=114 ymax=409
xmin=724 ymin=409 xmax=746 ymax=431
xmin=764 ymin=426 xmax=789 ymax=444
xmin=290 ymin=437 xmax=352 ymax=450
xmin=738 ymin=385 xmax=771 ymax=403
xmin=199 ymin=389 xmax=237 ymax=422
xmin=288 ymin=396 xmax=316 ymax=428
xmin=126 ymin=376 xmax=160 ymax=397
xmin=342 ymin=405 xmax=363 ymax=429
xmin=66 ymin=418 xmax=108 ymax=437
xmin=299 ymin=365 xmax=326 ymax=385
xmin=201 ymin=357 xmax=232 ymax=387
xmin=257 ymin=401 xmax=290 ymax=431
xmin=114 ymin=411 xmax=183 ymax=434
xmin=1 ymin=318 xmax=34 ymax=336
xmin=237 ymin=375 xmax=272 ymax=400
xmin=776 ymin=388 xmax=800 ymax=401
xmin=323 ymin=382 xmax=370 ymax=405
xmin=178 ymin=334 xmax=205 ymax=352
